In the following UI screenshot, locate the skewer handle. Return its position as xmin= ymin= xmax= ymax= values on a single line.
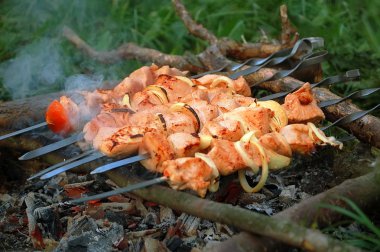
xmin=68 ymin=176 xmax=168 ymax=204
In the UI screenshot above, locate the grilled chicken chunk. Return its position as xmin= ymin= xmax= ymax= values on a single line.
xmin=282 ymin=83 xmax=325 ymax=124
xmin=207 ymin=139 xmax=261 ymax=176
xmin=163 ymin=157 xmax=214 ymax=197
xmin=201 ymin=119 xmax=244 ymax=142
xmin=99 ymin=126 xmax=157 ymax=157
xmin=196 ymin=75 xmax=251 ymax=97
xmin=259 ymin=132 xmax=292 ymax=157
xmin=140 ymin=132 xmax=203 ymax=173
xmin=280 ymin=124 xmax=316 ymax=155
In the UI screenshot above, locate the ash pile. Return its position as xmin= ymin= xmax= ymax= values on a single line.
xmin=1 ymin=144 xmax=365 ymax=252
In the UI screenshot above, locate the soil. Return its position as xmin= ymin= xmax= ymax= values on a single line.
xmin=0 ymin=138 xmax=378 ymax=251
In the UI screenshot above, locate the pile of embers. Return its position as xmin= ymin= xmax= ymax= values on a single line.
xmin=0 ymin=145 xmax=348 ymax=251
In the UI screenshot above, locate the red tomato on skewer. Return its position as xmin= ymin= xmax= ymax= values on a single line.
xmin=45 ymin=100 xmax=72 ymax=135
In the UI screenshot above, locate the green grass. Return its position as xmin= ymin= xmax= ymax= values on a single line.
xmin=0 ymin=0 xmax=380 ymax=107
xmin=320 ymin=197 xmax=380 ymax=251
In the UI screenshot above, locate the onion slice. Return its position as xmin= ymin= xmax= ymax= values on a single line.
xmin=210 ymin=76 xmax=235 ymax=92
xmin=238 ymin=136 xmax=269 ymax=193
xmin=253 ymin=101 xmax=288 ymax=132
xmin=175 ymin=76 xmax=196 ymax=87
xmin=146 ymin=85 xmax=169 ymax=104
xmin=170 ymin=103 xmax=201 ymax=133
xmin=307 ymin=122 xmax=343 ymax=149
xmin=266 ymin=150 xmax=291 ymax=170
xmin=235 ymin=131 xmax=260 ymax=173
xmin=199 ymin=134 xmax=213 ymax=149
xmin=121 ymin=94 xmax=136 ymax=112
xmin=195 ymin=153 xmax=220 ymax=192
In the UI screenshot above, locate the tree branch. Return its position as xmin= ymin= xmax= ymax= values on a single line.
xmin=280 ymin=4 xmax=299 ymax=46
xmin=207 ymin=164 xmax=380 ymax=252
xmin=62 ymin=26 xmax=205 ymax=73
xmin=106 ymin=170 xmax=361 ymax=252
xmin=172 ymin=0 xmax=218 ymax=44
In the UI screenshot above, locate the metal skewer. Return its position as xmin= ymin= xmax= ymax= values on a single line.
xmin=259 ymin=69 xmax=360 ymax=101
xmin=192 ymin=37 xmax=324 ymax=78
xmin=19 ymin=133 xmax=85 ymax=160
xmin=90 ymin=93 xmax=379 ymax=175
xmin=69 ymin=104 xmax=380 ymax=205
xmin=0 ymin=122 xmax=48 ymax=141
xmin=318 ymin=87 xmax=380 ymax=108
xmin=19 ymin=45 xmax=327 ymax=161
xmin=40 ymin=84 xmax=374 ymax=178
xmin=4 ymin=37 xmax=322 ymax=143
xmin=67 ymin=176 xmax=168 ymax=205
xmin=27 ymin=149 xmax=96 ymax=180
xmin=40 ymin=151 xmax=105 ymax=180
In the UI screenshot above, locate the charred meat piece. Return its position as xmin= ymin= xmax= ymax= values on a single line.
xmin=282 ymin=83 xmax=325 ymax=124
xmin=163 ymin=157 xmax=214 ymax=197
xmin=139 ymin=132 xmax=204 ymax=173
xmin=259 ymin=132 xmax=292 ymax=157
xmin=207 ymin=138 xmax=261 ymax=176
xmin=139 ymin=131 xmax=176 ymax=173
xmin=99 ymin=126 xmax=157 ymax=157
xmin=280 ymin=124 xmax=316 ymax=155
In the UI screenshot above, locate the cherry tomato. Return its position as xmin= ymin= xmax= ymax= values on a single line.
xmin=45 ymin=100 xmax=72 ymax=135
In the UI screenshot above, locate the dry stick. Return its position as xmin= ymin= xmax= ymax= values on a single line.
xmin=62 ymin=27 xmax=204 ymax=73
xmin=106 ymin=170 xmax=360 ymax=252
xmin=209 ymin=165 xmax=380 ymax=252
xmin=62 ymin=2 xmax=292 ymax=73
xmin=280 ymin=4 xmax=299 ymax=46
xmin=172 ymin=0 xmax=218 ymax=44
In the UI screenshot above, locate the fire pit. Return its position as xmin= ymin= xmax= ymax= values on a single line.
xmin=1 ymin=1 xmax=380 ymax=251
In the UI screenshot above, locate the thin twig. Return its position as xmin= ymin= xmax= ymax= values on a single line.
xmin=106 ymin=171 xmax=360 ymax=252
xmin=172 ymin=0 xmax=218 ymax=44
xmin=280 ymin=5 xmax=299 ymax=46
xmin=62 ymin=26 xmax=204 ymax=73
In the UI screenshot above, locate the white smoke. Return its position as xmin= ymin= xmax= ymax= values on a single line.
xmin=64 ymin=74 xmax=104 ymax=92
xmin=0 ymin=38 xmax=63 ymax=99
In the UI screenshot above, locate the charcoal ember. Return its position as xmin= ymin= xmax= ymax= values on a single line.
xmin=128 ymin=237 xmax=144 ymax=252
xmin=0 ymin=193 xmax=14 ymax=215
xmin=244 ymin=202 xmax=274 ymax=215
xmin=142 ymin=212 xmax=159 ymax=227
xmin=159 ymin=206 xmax=176 ymax=225
xmin=178 ymin=214 xmax=200 ymax=237
xmin=34 ymin=205 xmax=63 ymax=240
xmin=103 ymin=209 xmax=129 ymax=227
xmin=238 ymin=192 xmax=266 ymax=205
xmin=54 ymin=215 xmax=123 ymax=252
xmin=135 ymin=199 xmax=149 ymax=217
xmin=215 ymin=223 xmax=234 ymax=237
xmin=279 ymin=185 xmax=297 ymax=205
xmin=263 ymin=183 xmax=282 ymax=198
xmin=125 ymin=228 xmax=161 ymax=240
xmin=143 ymin=237 xmax=169 ymax=252
xmin=298 ymin=191 xmax=311 ymax=200
xmin=166 ymin=235 xmax=185 ymax=251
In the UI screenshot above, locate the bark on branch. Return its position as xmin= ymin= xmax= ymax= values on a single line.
xmin=208 ymin=164 xmax=380 ymax=252
xmin=63 ymin=0 xmax=294 ymax=72
xmin=172 ymin=0 xmax=218 ymax=44
xmin=106 ymin=170 xmax=362 ymax=252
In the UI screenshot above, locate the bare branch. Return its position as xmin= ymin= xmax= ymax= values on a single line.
xmin=207 ymin=164 xmax=380 ymax=252
xmin=62 ymin=26 xmax=204 ymax=73
xmin=280 ymin=5 xmax=299 ymax=46
xmin=107 ymin=170 xmax=360 ymax=252
xmin=172 ymin=0 xmax=218 ymax=44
